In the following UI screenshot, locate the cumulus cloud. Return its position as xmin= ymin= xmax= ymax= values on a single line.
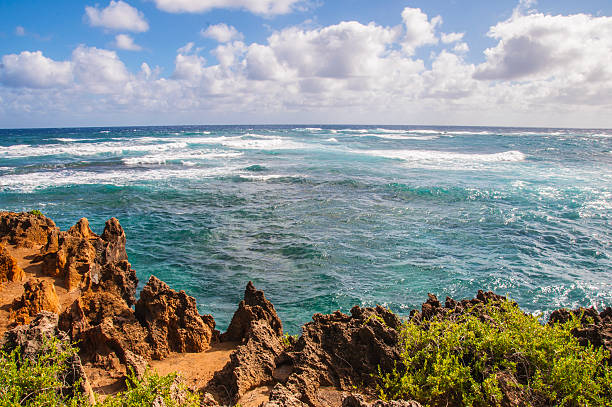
xmin=153 ymin=0 xmax=301 ymax=15
xmin=2 ymin=5 xmax=612 ymax=127
xmin=402 ymin=7 xmax=441 ymax=54
xmin=85 ymin=1 xmax=149 ymax=32
xmin=72 ymin=45 xmax=130 ymax=93
xmin=474 ymin=12 xmax=612 ymax=81
xmin=114 ymin=34 xmax=142 ymax=51
xmin=441 ymin=32 xmax=464 ymax=44
xmin=0 ymin=51 xmax=72 ymax=88
xmin=201 ymin=23 xmax=243 ymax=42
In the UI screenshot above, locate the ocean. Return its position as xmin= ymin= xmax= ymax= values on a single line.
xmin=1 ymin=125 xmax=610 ymax=333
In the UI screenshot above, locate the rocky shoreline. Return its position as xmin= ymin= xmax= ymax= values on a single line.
xmin=1 ymin=211 xmax=611 ymax=406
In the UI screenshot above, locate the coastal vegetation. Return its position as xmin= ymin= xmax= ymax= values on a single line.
xmin=376 ymin=300 xmax=612 ymax=406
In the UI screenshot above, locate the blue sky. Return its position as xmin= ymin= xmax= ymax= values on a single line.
xmin=1 ymin=0 xmax=612 ymax=128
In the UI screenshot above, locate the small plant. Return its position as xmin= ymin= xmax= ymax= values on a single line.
xmin=29 ymin=209 xmax=43 ymax=217
xmin=0 ymin=336 xmax=86 ymax=406
xmin=281 ymin=333 xmax=299 ymax=348
xmin=100 ymin=369 xmax=200 ymax=407
xmin=376 ymin=300 xmax=612 ymax=407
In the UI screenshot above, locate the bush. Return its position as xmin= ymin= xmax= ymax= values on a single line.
xmin=0 ymin=336 xmax=86 ymax=406
xmin=100 ymin=369 xmax=200 ymax=407
xmin=29 ymin=209 xmax=43 ymax=217
xmin=0 ymin=336 xmax=201 ymax=406
xmin=376 ymin=300 xmax=612 ymax=407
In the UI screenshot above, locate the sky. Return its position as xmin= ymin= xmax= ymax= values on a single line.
xmin=1 ymin=0 xmax=611 ymax=128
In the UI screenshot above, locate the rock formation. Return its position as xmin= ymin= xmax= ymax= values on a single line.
xmin=0 ymin=243 xmax=25 ymax=286
xmin=409 ymin=290 xmax=509 ymax=322
xmin=221 ymin=280 xmax=283 ymax=342
xmin=41 ymin=217 xmax=137 ymax=296
xmin=135 ymin=276 xmax=217 ymax=359
xmin=342 ymin=395 xmax=422 ymax=407
xmin=549 ymin=306 xmax=612 ymax=355
xmin=207 ymin=281 xmax=285 ymax=405
xmin=2 ymin=311 xmax=95 ymax=404
xmin=0 ymin=211 xmax=59 ymax=249
xmin=267 ymin=306 xmax=402 ymax=406
xmin=9 ymin=278 xmax=61 ymax=325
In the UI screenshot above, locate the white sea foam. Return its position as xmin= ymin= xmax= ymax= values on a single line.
xmin=0 ymin=165 xmax=244 ymax=192
xmin=356 ymin=133 xmax=439 ymax=140
xmin=327 ymin=137 xmax=339 ymax=142
xmin=121 ymin=150 xmax=242 ymax=165
xmin=293 ymin=127 xmax=323 ymax=131
xmin=360 ymin=149 xmax=526 ymax=164
xmin=0 ymin=140 xmax=189 ymax=158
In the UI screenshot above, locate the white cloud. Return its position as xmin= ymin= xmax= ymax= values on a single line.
xmin=72 ymin=45 xmax=130 ymax=93
xmin=453 ymin=42 xmax=469 ymax=53
xmin=2 ymin=6 xmax=612 ymax=128
xmin=85 ymin=1 xmax=149 ymax=32
xmin=441 ymin=32 xmax=464 ymax=44
xmin=0 ymin=51 xmax=72 ymax=88
xmin=474 ymin=12 xmax=612 ymax=81
xmin=201 ymin=23 xmax=244 ymax=43
xmin=15 ymin=26 xmax=25 ymax=36
xmin=114 ymin=34 xmax=142 ymax=51
xmin=153 ymin=0 xmax=301 ymax=15
xmin=402 ymin=7 xmax=441 ymax=54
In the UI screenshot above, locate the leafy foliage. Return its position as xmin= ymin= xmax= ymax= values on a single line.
xmin=100 ymin=369 xmax=200 ymax=407
xmin=377 ymin=300 xmax=612 ymax=407
xmin=0 ymin=337 xmax=86 ymax=407
xmin=0 ymin=337 xmax=200 ymax=407
xmin=28 ymin=209 xmax=43 ymax=217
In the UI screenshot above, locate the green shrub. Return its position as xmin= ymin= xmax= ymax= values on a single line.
xmin=100 ymin=369 xmax=200 ymax=407
xmin=0 ymin=337 xmax=86 ymax=407
xmin=0 ymin=336 xmax=201 ymax=407
xmin=376 ymin=300 xmax=612 ymax=407
xmin=29 ymin=209 xmax=43 ymax=217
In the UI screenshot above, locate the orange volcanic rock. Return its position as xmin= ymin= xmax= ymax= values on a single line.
xmin=0 ymin=243 xmax=25 ymax=286
xmin=9 ymin=278 xmax=61 ymax=325
xmin=135 ymin=276 xmax=217 ymax=359
xmin=0 ymin=211 xmax=59 ymax=249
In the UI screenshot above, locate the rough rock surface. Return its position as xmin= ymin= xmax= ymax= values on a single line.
xmin=9 ymin=278 xmax=61 ymax=325
xmin=135 ymin=276 xmax=216 ymax=359
xmin=59 ymin=288 xmax=152 ymax=367
xmin=0 ymin=211 xmax=59 ymax=249
xmin=271 ymin=306 xmax=402 ymax=406
xmin=2 ymin=311 xmax=95 ymax=403
xmin=342 ymin=395 xmax=422 ymax=407
xmin=549 ymin=306 xmax=612 ymax=354
xmin=0 ymin=243 xmax=25 ymax=285
xmin=409 ymin=290 xmax=508 ymax=322
xmin=210 ymin=320 xmax=284 ymax=404
xmin=221 ymin=280 xmax=283 ymax=342
xmin=41 ymin=217 xmax=137 ymax=297
xmin=207 ymin=282 xmax=285 ymax=405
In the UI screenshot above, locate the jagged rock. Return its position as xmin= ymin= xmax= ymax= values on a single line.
xmin=200 ymin=392 xmax=220 ymax=406
xmin=273 ymin=306 xmax=402 ymax=406
xmin=209 ymin=320 xmax=284 ymax=405
xmin=342 ymin=395 xmax=422 ymax=407
xmin=59 ymin=289 xmax=152 ymax=366
xmin=409 ymin=290 xmax=509 ymax=323
xmin=221 ymin=280 xmax=283 ymax=342
xmin=206 ymin=282 xmax=285 ymax=405
xmin=549 ymin=306 xmax=612 ymax=354
xmin=41 ymin=217 xmax=137 ymax=299
xmin=9 ymin=278 xmax=61 ymax=325
xmin=2 ymin=312 xmax=95 ymax=404
xmin=0 ymin=211 xmax=59 ymax=249
xmin=263 ymin=384 xmax=309 ymax=407
xmin=0 ymin=243 xmax=25 ymax=286
xmin=135 ymin=276 xmax=216 ymax=359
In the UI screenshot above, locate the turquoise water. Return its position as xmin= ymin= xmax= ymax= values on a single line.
xmin=1 ymin=125 xmax=611 ymax=333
